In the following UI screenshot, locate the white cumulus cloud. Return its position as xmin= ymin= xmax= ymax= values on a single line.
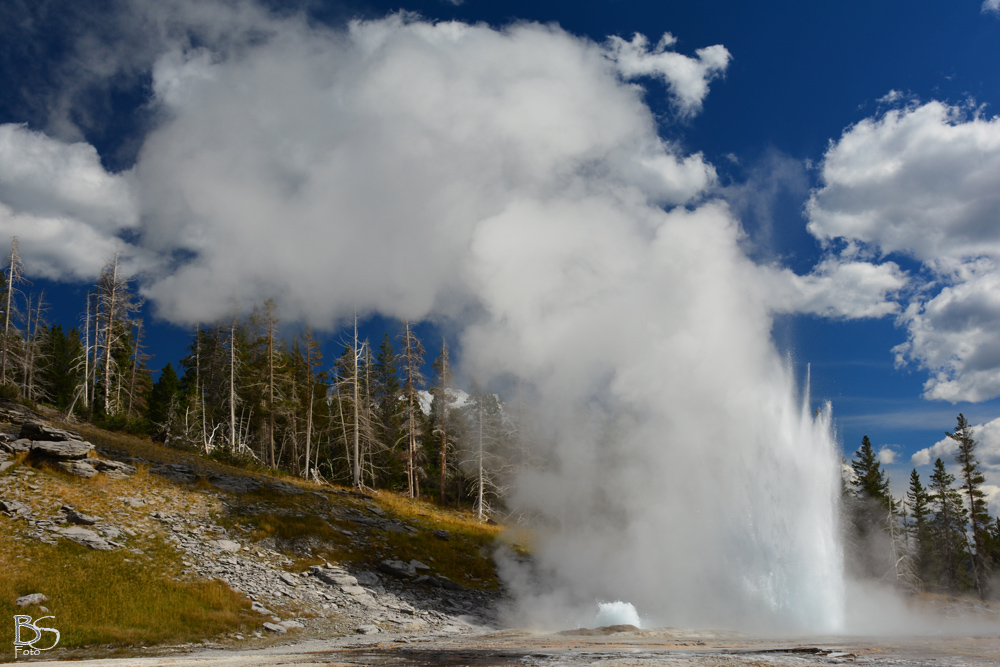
xmin=761 ymin=255 xmax=906 ymax=319
xmin=808 ymin=101 xmax=1000 ymax=402
xmin=605 ymin=32 xmax=730 ymax=117
xmin=0 ymin=123 xmax=141 ymax=279
xmin=984 ymin=0 xmax=1000 ymax=16
xmin=877 ymin=445 xmax=899 ymax=465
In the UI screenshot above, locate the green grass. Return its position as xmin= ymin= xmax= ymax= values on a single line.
xmin=0 ymin=530 xmax=256 ymax=654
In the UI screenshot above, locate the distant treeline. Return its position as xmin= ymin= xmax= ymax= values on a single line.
xmin=846 ymin=418 xmax=1000 ymax=599
xmin=1 ymin=238 xmax=525 ymax=520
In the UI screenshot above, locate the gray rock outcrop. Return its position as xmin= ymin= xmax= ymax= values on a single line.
xmin=60 ymin=526 xmax=114 ymax=550
xmin=16 ymin=593 xmax=48 ymax=607
xmin=31 ymin=439 xmax=94 ymax=459
xmin=93 ymin=459 xmax=137 ymax=479
xmin=19 ymin=423 xmax=85 ymax=443
xmin=55 ymin=460 xmax=98 ymax=478
xmin=0 ymin=498 xmax=33 ymax=519
xmin=378 ymin=559 xmax=417 ymax=578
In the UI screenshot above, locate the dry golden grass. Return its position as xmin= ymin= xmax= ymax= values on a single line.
xmin=0 ymin=431 xmax=255 ymax=653
xmin=0 ymin=523 xmax=256 ymax=651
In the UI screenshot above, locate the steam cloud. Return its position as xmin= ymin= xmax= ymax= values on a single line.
xmin=0 ymin=3 xmax=881 ymax=632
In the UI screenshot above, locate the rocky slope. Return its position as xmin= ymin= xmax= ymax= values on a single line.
xmin=0 ymin=399 xmax=506 ymax=657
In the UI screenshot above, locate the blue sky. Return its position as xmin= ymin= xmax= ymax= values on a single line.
xmin=2 ymin=0 xmax=1000 ymax=506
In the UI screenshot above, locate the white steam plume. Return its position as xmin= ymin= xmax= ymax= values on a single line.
xmin=1 ymin=5 xmax=863 ymax=632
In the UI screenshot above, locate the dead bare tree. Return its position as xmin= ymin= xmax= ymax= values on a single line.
xmin=95 ymin=252 xmax=142 ymax=415
xmin=433 ymin=339 xmax=453 ymax=503
xmin=398 ymin=321 xmax=425 ymax=499
xmin=460 ymin=386 xmax=514 ymax=521
xmin=20 ymin=291 xmax=47 ymax=402
xmin=1 ymin=237 xmax=28 ymax=388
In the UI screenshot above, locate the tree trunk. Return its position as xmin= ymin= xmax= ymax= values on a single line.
xmin=304 ymin=386 xmax=313 ymax=479
xmin=352 ymin=315 xmax=362 ymax=488
xmin=229 ymin=323 xmax=236 ymax=453
xmin=1 ymin=237 xmax=21 ymax=387
xmin=101 ymin=253 xmax=119 ymax=412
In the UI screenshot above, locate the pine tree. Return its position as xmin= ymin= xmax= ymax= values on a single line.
xmin=947 ymin=413 xmax=991 ymax=597
xmin=928 ymin=457 xmax=970 ymax=591
xmin=851 ymin=435 xmax=891 ymax=509
xmin=988 ymin=517 xmax=1000 ymax=568
xmin=36 ymin=325 xmax=84 ymax=410
xmin=906 ymin=469 xmax=934 ymax=584
xmin=369 ymin=334 xmax=403 ymax=487
xmin=147 ymin=363 xmax=181 ymax=430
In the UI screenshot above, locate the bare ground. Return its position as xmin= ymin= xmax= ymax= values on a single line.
xmin=18 ymin=627 xmax=1000 ymax=666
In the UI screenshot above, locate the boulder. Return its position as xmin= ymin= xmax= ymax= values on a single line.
xmin=122 ymin=497 xmax=146 ymax=507
xmin=64 ymin=509 xmax=97 ymax=525
xmin=100 ymin=525 xmax=121 ymax=541
xmin=30 ymin=439 xmax=94 ymax=460
xmin=54 ymin=460 xmax=98 ymax=478
xmin=0 ymin=461 xmax=14 ymax=472
xmin=16 ymin=593 xmax=48 ymax=607
xmin=92 ymin=459 xmax=136 ymax=479
xmin=5 ymin=439 xmax=32 ymax=453
xmin=409 ymin=559 xmax=430 ymax=571
xmin=262 ymin=622 xmax=286 ymax=634
xmin=60 ymin=526 xmax=114 ymax=550
xmin=433 ymin=529 xmax=450 ymax=540
xmin=0 ymin=399 xmax=44 ymax=424
xmin=355 ymin=625 xmax=380 ymax=635
xmin=279 ymin=572 xmax=298 ymax=587
xmin=19 ymin=423 xmax=84 ymax=442
xmin=0 ymin=498 xmax=33 ymax=518
xmin=314 ymin=570 xmax=358 ymax=587
xmin=279 ymin=620 xmax=304 ymax=630
xmin=251 ymin=601 xmax=273 ymax=615
xmin=378 ymin=559 xmax=416 ymax=578
xmin=354 ymin=571 xmax=380 ymax=586
xmin=213 ymin=539 xmax=242 ymax=553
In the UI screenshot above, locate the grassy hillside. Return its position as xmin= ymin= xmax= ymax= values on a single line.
xmin=0 ymin=416 xmax=509 ymax=656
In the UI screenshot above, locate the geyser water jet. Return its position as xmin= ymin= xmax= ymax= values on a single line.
xmin=477 ymin=204 xmax=847 ymax=634
xmin=596 ymin=601 xmax=642 ymax=628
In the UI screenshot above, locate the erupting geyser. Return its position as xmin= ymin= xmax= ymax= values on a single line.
xmin=596 ymin=601 xmax=643 ymax=628
xmin=483 ymin=202 xmax=847 ymax=634
xmin=50 ymin=9 xmax=849 ymax=634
